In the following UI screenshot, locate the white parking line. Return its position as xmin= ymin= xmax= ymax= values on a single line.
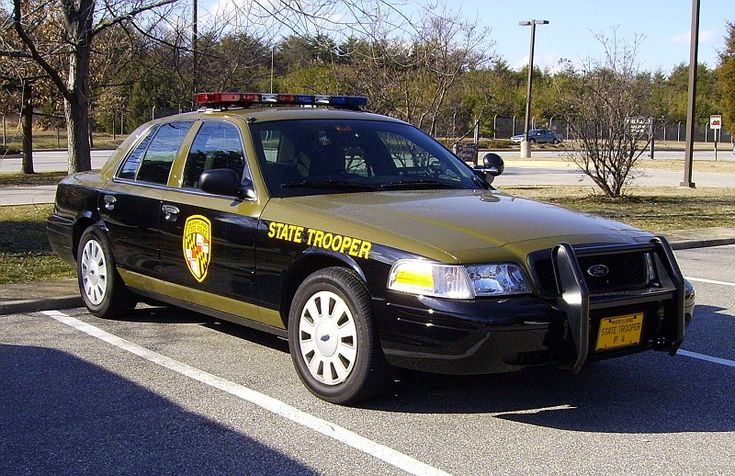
xmin=685 ymin=277 xmax=735 ymax=287
xmin=678 ymin=349 xmax=735 ymax=368
xmin=41 ymin=310 xmax=449 ymax=476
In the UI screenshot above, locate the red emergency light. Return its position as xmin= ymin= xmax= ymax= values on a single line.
xmin=193 ymin=92 xmax=368 ymax=110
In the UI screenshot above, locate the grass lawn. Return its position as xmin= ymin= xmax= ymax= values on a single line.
xmin=1 ymin=187 xmax=734 ymax=284
xmin=0 ymin=204 xmax=75 ymax=284
xmin=0 ymin=171 xmax=68 ymax=186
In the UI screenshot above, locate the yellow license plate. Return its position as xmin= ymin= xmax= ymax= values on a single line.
xmin=595 ymin=312 xmax=644 ymax=351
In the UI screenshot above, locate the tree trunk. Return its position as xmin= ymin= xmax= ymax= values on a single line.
xmin=64 ymin=33 xmax=92 ymax=173
xmin=21 ymin=81 xmax=34 ymax=174
xmin=65 ymin=93 xmax=92 ymax=173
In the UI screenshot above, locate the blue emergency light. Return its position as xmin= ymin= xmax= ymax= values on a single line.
xmin=193 ymin=92 xmax=368 ymax=110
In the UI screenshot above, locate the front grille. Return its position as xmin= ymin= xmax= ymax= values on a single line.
xmin=529 ymin=249 xmax=650 ymax=296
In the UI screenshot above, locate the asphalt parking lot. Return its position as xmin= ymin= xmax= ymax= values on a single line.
xmin=2 ymin=245 xmax=733 ymax=475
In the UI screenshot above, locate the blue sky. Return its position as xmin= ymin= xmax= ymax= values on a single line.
xmin=202 ymin=0 xmax=731 ymax=73
xmin=460 ymin=0 xmax=730 ymax=73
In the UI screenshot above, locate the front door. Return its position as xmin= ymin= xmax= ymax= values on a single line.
xmin=158 ymin=120 xmax=264 ymax=318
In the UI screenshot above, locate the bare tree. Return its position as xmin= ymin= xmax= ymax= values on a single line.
xmin=0 ymin=0 xmax=181 ymax=173
xmin=560 ymin=33 xmax=652 ymax=198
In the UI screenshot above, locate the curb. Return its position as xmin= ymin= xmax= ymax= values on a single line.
xmin=670 ymin=237 xmax=735 ymax=250
xmin=0 ymin=295 xmax=82 ymax=316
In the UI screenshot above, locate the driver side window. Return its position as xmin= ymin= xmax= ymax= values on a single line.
xmin=182 ymin=121 xmax=247 ymax=189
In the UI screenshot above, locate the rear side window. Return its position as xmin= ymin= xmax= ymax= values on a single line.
xmin=118 ymin=121 xmax=194 ymax=184
xmin=182 ymin=121 xmax=247 ymax=188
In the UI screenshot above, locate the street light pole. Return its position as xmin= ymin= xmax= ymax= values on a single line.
xmin=519 ymin=19 xmax=549 ymax=158
xmin=681 ymin=0 xmax=699 ymax=188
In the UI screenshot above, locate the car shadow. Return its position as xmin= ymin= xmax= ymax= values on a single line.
xmin=364 ymin=348 xmax=734 ymax=434
xmin=101 ymin=304 xmax=734 ymax=435
xmin=0 ymin=343 xmax=314 ymax=474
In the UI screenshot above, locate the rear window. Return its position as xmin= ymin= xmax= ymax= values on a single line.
xmin=118 ymin=121 xmax=194 ymax=184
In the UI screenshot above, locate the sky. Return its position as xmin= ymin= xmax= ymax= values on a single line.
xmin=200 ymin=0 xmax=732 ymax=74
xmin=464 ymin=0 xmax=730 ymax=73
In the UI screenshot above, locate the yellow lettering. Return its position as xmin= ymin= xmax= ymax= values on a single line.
xmin=268 ymin=222 xmax=277 ymax=238
xmin=349 ymin=240 xmax=360 ymax=256
xmin=358 ymin=241 xmax=372 ymax=259
xmin=340 ymin=237 xmax=352 ymax=254
xmin=313 ymin=230 xmax=324 ymax=247
xmin=331 ymin=234 xmax=343 ymax=251
xmin=293 ymin=226 xmax=304 ymax=243
xmin=306 ymin=228 xmax=316 ymax=245
xmin=322 ymin=232 xmax=333 ymax=249
xmin=277 ymin=224 xmax=289 ymax=240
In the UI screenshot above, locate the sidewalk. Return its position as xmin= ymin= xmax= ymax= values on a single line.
xmin=1 ymin=227 xmax=734 ymax=316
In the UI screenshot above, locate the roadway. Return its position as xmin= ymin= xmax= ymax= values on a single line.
xmin=2 ymin=245 xmax=734 ymax=474
xmin=1 ymin=150 xmax=734 ymax=206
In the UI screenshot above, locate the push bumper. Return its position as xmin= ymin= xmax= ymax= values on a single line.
xmin=377 ymin=237 xmax=694 ymax=375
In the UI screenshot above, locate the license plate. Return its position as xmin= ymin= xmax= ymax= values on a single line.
xmin=595 ymin=312 xmax=644 ymax=351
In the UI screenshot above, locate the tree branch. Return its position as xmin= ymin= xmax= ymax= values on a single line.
xmin=11 ymin=0 xmax=72 ymax=100
xmin=92 ymin=0 xmax=181 ymax=37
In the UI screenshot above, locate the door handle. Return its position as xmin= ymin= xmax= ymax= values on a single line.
xmin=162 ymin=204 xmax=180 ymax=222
xmin=103 ymin=195 xmax=116 ymax=211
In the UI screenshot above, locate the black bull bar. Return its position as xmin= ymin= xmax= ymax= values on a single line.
xmin=551 ymin=236 xmax=686 ymax=374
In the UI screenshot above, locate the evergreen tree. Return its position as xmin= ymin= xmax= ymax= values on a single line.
xmin=716 ymin=22 xmax=735 ymax=131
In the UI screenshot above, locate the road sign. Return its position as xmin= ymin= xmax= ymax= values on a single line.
xmin=710 ymin=114 xmax=722 ymax=130
xmin=627 ymin=117 xmax=652 ymax=134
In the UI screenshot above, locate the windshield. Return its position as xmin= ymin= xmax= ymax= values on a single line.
xmin=249 ymin=119 xmax=483 ymax=197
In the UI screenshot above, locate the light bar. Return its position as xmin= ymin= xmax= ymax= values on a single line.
xmin=193 ymin=92 xmax=368 ymax=109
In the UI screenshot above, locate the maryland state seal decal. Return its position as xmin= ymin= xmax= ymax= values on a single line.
xmin=183 ymin=215 xmax=212 ymax=282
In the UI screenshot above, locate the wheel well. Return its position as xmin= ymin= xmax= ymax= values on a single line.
xmin=280 ymin=255 xmax=359 ymax=328
xmin=72 ymin=217 xmax=96 ymax=260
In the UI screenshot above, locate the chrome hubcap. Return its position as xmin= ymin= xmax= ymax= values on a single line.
xmin=81 ymin=239 xmax=107 ymax=305
xmin=298 ymin=291 xmax=357 ymax=385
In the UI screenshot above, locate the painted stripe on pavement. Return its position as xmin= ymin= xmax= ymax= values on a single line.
xmin=678 ymin=349 xmax=735 ymax=368
xmin=41 ymin=310 xmax=449 ymax=476
xmin=685 ymin=277 xmax=735 ymax=287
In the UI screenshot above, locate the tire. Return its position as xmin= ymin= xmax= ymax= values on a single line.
xmin=553 ymin=139 xmax=561 ymax=145
xmin=77 ymin=225 xmax=137 ymax=318
xmin=288 ymin=267 xmax=390 ymax=404
xmin=528 ymin=139 xmax=536 ymax=145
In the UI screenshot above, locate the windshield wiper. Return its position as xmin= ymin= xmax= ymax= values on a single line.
xmin=378 ymin=178 xmax=461 ymax=190
xmin=281 ymin=179 xmax=377 ymax=191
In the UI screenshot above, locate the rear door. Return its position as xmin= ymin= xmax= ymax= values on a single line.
xmin=100 ymin=121 xmax=194 ymax=278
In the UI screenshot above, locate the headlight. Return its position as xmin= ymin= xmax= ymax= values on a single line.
xmin=465 ymin=263 xmax=530 ymax=296
xmin=388 ymin=260 xmax=473 ymax=299
xmin=387 ymin=260 xmax=530 ymax=299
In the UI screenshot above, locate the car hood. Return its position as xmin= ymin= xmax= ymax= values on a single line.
xmin=261 ymin=189 xmax=651 ymax=264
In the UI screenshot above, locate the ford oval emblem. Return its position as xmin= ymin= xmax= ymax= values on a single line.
xmin=587 ymin=264 xmax=610 ymax=278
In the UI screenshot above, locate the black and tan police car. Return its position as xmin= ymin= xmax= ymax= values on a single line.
xmin=48 ymin=92 xmax=695 ymax=404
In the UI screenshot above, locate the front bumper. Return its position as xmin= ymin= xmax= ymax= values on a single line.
xmin=377 ymin=237 xmax=695 ymax=375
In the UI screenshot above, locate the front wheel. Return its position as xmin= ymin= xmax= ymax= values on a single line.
xmin=77 ymin=225 xmax=137 ymax=318
xmin=288 ymin=267 xmax=390 ymax=404
xmin=528 ymin=138 xmax=536 ymax=145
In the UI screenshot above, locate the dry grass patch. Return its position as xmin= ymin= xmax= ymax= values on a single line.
xmin=502 ymin=186 xmax=735 ymax=232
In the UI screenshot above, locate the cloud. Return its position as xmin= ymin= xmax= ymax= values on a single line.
xmin=669 ymin=29 xmax=716 ymax=45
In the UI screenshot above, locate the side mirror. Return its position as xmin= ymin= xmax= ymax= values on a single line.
xmin=199 ymin=168 xmax=255 ymax=199
xmin=474 ymin=153 xmax=504 ymax=185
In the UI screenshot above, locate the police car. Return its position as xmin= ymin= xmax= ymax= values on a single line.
xmin=47 ymin=92 xmax=695 ymax=404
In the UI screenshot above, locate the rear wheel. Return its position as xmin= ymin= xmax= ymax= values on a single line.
xmin=528 ymin=138 xmax=536 ymax=145
xmin=288 ymin=267 xmax=390 ymax=404
xmin=77 ymin=225 xmax=136 ymax=318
